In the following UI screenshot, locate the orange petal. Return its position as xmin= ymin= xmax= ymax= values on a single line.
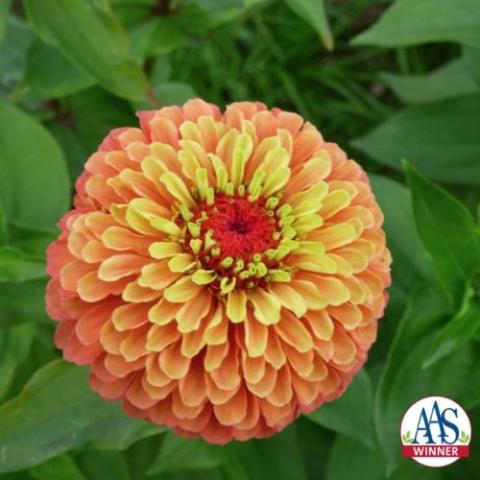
xmin=274 ymin=310 xmax=313 ymax=353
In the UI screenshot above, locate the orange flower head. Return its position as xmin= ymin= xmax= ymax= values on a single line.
xmin=46 ymin=99 xmax=391 ymax=444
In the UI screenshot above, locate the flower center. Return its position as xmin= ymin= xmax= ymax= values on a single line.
xmin=201 ymin=195 xmax=279 ymax=261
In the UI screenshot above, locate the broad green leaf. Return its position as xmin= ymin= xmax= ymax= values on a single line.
xmin=48 ymin=87 xmax=135 ymax=179
xmin=352 ymin=0 xmax=480 ymax=48
xmin=294 ymin=418 xmax=333 ymax=480
xmin=381 ymin=57 xmax=479 ymax=104
xmin=231 ymin=425 xmax=308 ymax=480
xmin=125 ymin=435 xmax=163 ymax=480
xmin=0 ymin=278 xmax=50 ymax=329
xmin=29 ymin=454 xmax=86 ymax=480
xmin=76 ymin=451 xmax=130 ymax=480
xmin=23 ymin=40 xmax=95 ymax=100
xmin=0 ymin=323 xmax=36 ymax=402
xmin=0 ymin=208 xmax=7 ymax=245
xmin=352 ymin=95 xmax=480 ymax=186
xmin=424 ymin=283 xmax=480 ymax=367
xmin=405 ymin=161 xmax=480 ymax=306
xmin=0 ymin=17 xmax=34 ymax=96
xmin=307 ymin=369 xmax=374 ymax=448
xmin=326 ymin=435 xmax=384 ymax=480
xmin=0 ymin=360 xmax=163 ymax=473
xmin=153 ymin=82 xmax=197 ymax=106
xmin=129 ymin=18 xmax=185 ymax=58
xmin=284 ymin=0 xmax=333 ymax=51
xmin=464 ymin=46 xmax=480 ymax=85
xmin=4 ymin=221 xmax=57 ymax=259
xmin=0 ymin=0 xmax=12 ymax=46
xmin=0 ymin=99 xmax=70 ymax=228
xmin=23 ymin=0 xmax=150 ymax=102
xmin=148 ymin=434 xmax=226 ymax=475
xmin=0 ymin=247 xmax=46 ymax=282
xmin=370 ymin=174 xmax=433 ymax=293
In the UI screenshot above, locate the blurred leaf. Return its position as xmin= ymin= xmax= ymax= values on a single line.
xmin=0 ymin=360 xmax=163 ymax=473
xmin=381 ymin=57 xmax=479 ymax=104
xmin=294 ymin=418 xmax=333 ymax=480
xmin=175 ymin=3 xmax=243 ymax=34
xmin=405 ymin=161 xmax=480 ymax=306
xmin=370 ymin=174 xmax=433 ymax=293
xmin=0 ymin=0 xmax=12 ymax=46
xmin=0 ymin=247 xmax=46 ymax=282
xmin=352 ymin=95 xmax=480 ymax=186
xmin=0 ymin=17 xmax=34 ymax=96
xmin=23 ymin=40 xmax=95 ymax=100
xmin=192 ymin=0 xmax=243 ymax=8
xmin=284 ymin=0 xmax=333 ymax=51
xmin=0 ymin=208 xmax=7 ymax=245
xmin=374 ymin=287 xmax=445 ymax=474
xmin=5 ymin=221 xmax=57 ymax=259
xmin=0 ymin=99 xmax=70 ymax=228
xmin=0 ymin=278 xmax=50 ymax=329
xmin=464 ymin=46 xmax=480 ymax=84
xmin=307 ymin=369 xmax=374 ymax=448
xmin=29 ymin=454 xmax=86 ymax=480
xmin=0 ymin=323 xmax=36 ymax=402
xmin=47 ymin=87 xmax=135 ymax=179
xmin=352 ymin=0 xmax=480 ymax=48
xmin=23 ymin=0 xmax=150 ymax=102
xmin=124 ymin=435 xmax=162 ymax=480
xmin=76 ymin=451 xmax=130 ymax=480
xmin=129 ymin=18 xmax=185 ymax=57
xmin=148 ymin=434 xmax=226 ymax=475
xmin=231 ymin=425 xmax=307 ymax=480
xmin=153 ymin=82 xmax=197 ymax=106
xmin=425 ymin=283 xmax=480 ymax=367
xmin=326 ymin=435 xmax=384 ymax=480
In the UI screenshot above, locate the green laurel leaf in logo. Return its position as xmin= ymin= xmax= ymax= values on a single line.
xmin=459 ymin=431 xmax=470 ymax=444
xmin=402 ymin=431 xmax=412 ymax=444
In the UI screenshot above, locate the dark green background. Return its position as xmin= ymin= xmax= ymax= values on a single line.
xmin=0 ymin=0 xmax=479 ymax=479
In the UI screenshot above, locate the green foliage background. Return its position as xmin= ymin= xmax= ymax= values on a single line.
xmin=0 ymin=0 xmax=480 ymax=478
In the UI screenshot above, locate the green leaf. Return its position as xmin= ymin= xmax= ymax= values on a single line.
xmin=0 ymin=99 xmax=70 ymax=228
xmin=76 ymin=451 xmax=130 ymax=480
xmin=0 ymin=278 xmax=50 ymax=329
xmin=0 ymin=360 xmax=163 ymax=473
xmin=326 ymin=435 xmax=384 ymax=480
xmin=0 ymin=323 xmax=36 ymax=402
xmin=405 ymin=161 xmax=480 ymax=306
xmin=153 ymin=82 xmax=197 ymax=106
xmin=129 ymin=17 xmax=185 ymax=58
xmin=231 ymin=425 xmax=308 ymax=480
xmin=370 ymin=174 xmax=433 ymax=293
xmin=0 ymin=247 xmax=46 ymax=282
xmin=29 ymin=454 xmax=86 ymax=480
xmin=381 ymin=57 xmax=479 ymax=104
xmin=23 ymin=0 xmax=150 ymax=102
xmin=47 ymin=87 xmax=135 ymax=180
xmin=352 ymin=0 xmax=480 ymax=48
xmin=22 ymin=39 xmax=95 ymax=100
xmin=0 ymin=0 xmax=12 ymax=46
xmin=424 ymin=283 xmax=480 ymax=367
xmin=352 ymin=95 xmax=480 ymax=186
xmin=148 ymin=434 xmax=226 ymax=475
xmin=307 ymin=369 xmax=374 ymax=448
xmin=0 ymin=17 xmax=34 ymax=96
xmin=4 ymin=221 xmax=57 ymax=259
xmin=284 ymin=0 xmax=333 ymax=51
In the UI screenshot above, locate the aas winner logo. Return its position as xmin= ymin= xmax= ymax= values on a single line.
xmin=400 ymin=396 xmax=471 ymax=467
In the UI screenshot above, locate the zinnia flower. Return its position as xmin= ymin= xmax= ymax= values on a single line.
xmin=46 ymin=99 xmax=391 ymax=444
